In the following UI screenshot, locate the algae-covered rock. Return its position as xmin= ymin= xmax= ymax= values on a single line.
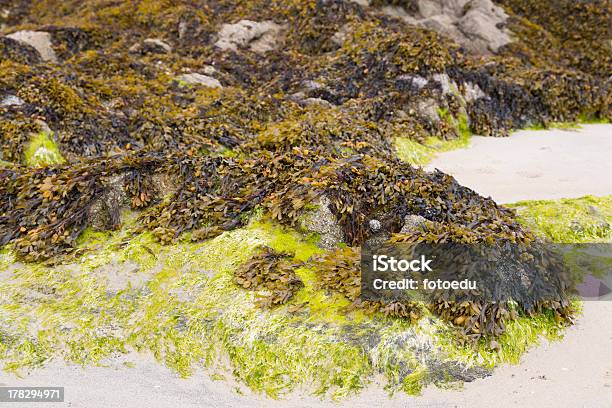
xmin=130 ymin=38 xmax=173 ymax=54
xmin=301 ymin=195 xmax=345 ymax=249
xmin=24 ymin=120 xmax=65 ymax=166
xmin=0 ymin=36 xmax=42 ymax=64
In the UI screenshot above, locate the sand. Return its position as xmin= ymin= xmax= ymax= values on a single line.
xmin=426 ymin=124 xmax=612 ymax=203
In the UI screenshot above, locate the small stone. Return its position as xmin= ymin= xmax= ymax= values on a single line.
xmin=400 ymin=214 xmax=427 ymax=234
xmin=369 ymin=219 xmax=382 ymax=232
xmin=302 ymin=98 xmax=333 ymax=108
xmin=0 ymin=95 xmax=25 ymax=107
xmin=142 ymin=38 xmax=172 ymax=54
xmin=176 ymin=73 xmax=222 ymax=88
xmin=202 ymin=65 xmax=217 ymax=76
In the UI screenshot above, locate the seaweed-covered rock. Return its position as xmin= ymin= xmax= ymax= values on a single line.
xmin=379 ymin=0 xmax=513 ymax=54
xmin=301 ymin=195 xmax=345 ymax=249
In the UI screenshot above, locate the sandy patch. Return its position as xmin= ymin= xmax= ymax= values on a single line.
xmin=426 ymin=124 xmax=612 ymax=203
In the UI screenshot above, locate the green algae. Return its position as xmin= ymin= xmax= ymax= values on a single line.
xmin=395 ymin=113 xmax=470 ymax=166
xmin=0 ymin=216 xmax=493 ymax=397
xmin=24 ymin=131 xmax=65 ymax=167
xmin=0 ymin=220 xmax=373 ymax=397
xmin=507 ymin=195 xmax=612 ymax=243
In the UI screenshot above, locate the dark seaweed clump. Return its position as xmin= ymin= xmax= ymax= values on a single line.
xmin=234 ymin=247 xmax=304 ymax=307
xmin=0 ymin=0 xmax=607 ymax=337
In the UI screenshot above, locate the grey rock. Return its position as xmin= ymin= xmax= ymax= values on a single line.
xmin=462 ymin=81 xmax=487 ymax=101
xmin=416 ymin=98 xmax=440 ymax=123
xmin=365 ymin=218 xmax=389 ymax=248
xmin=0 ymin=95 xmax=25 ymax=107
xmin=290 ymin=92 xmax=332 ymax=108
xmin=301 ymin=97 xmax=333 ymax=108
xmin=142 ymin=38 xmax=172 ymax=53
xmin=5 ymin=30 xmax=57 ymax=62
xmin=458 ymin=6 xmax=512 ymax=53
xmin=201 ymin=65 xmax=217 ymax=76
xmin=382 ymin=6 xmax=417 ymax=23
xmin=176 ymin=73 xmax=222 ymax=88
xmin=302 ymin=80 xmax=324 ymax=91
xmin=400 ymin=214 xmax=427 ymax=234
xmin=380 ymin=0 xmax=512 ymax=55
xmin=88 ymin=175 xmax=129 ymax=231
xmin=301 ymin=195 xmax=345 ymax=249
xmin=432 ymin=73 xmax=458 ymax=95
xmin=88 ymin=172 xmax=177 ymax=231
xmin=418 ymin=14 xmax=464 ymax=42
xmin=396 ymin=74 xmax=428 ymax=91
xmin=331 ymin=24 xmax=352 ymax=47
xmin=215 ymin=20 xmax=284 ymax=54
xmin=418 ymin=0 xmax=444 ymax=18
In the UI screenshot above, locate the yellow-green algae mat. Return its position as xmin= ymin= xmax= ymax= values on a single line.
xmin=2 ymin=196 xmax=608 ymax=398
